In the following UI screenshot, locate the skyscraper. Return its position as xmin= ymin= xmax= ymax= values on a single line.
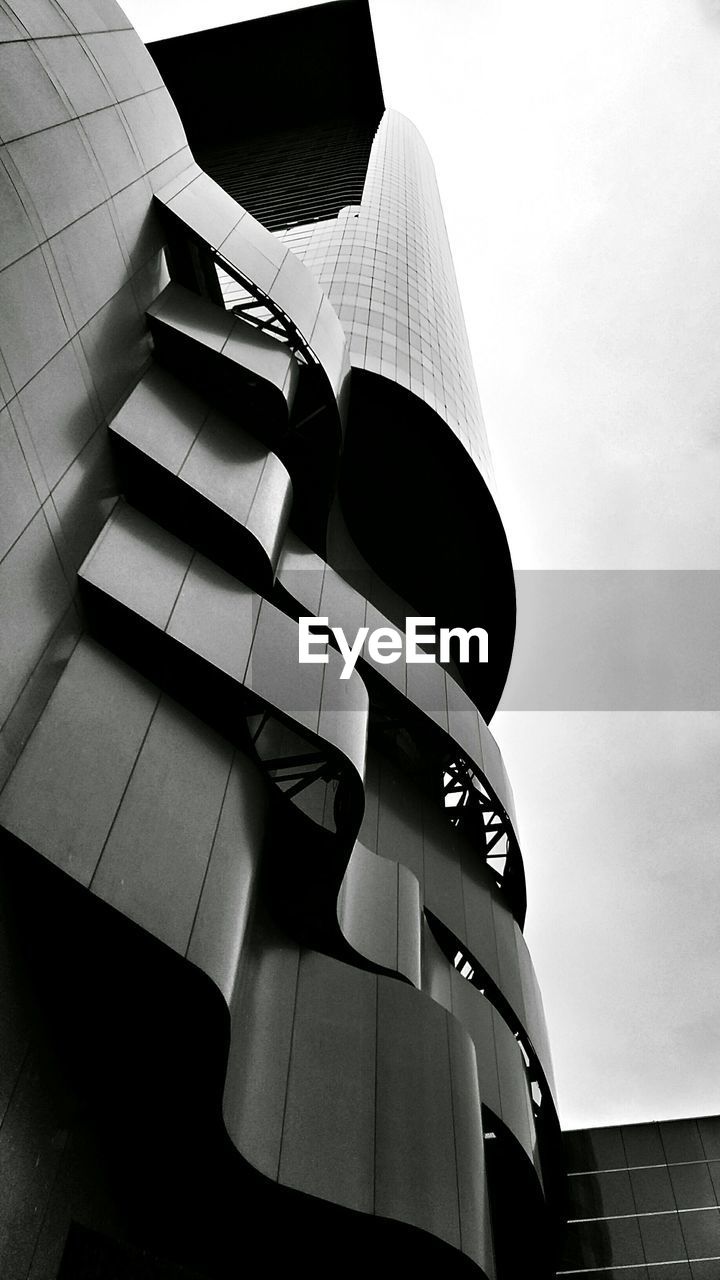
xmin=0 ymin=1 xmax=564 ymax=1275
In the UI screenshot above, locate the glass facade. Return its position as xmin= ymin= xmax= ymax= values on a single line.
xmin=278 ymin=109 xmax=493 ymax=482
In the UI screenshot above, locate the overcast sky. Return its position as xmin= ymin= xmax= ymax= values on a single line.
xmin=125 ymin=0 xmax=720 ymax=1131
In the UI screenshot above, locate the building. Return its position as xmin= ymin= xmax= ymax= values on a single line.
xmin=559 ymin=1117 xmax=720 ymax=1279
xmin=0 ymin=1 xmax=563 ymax=1276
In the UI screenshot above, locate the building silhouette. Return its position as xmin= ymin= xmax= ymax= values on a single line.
xmin=0 ymin=1 xmax=564 ymax=1275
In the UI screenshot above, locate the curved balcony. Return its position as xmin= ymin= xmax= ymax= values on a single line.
xmin=110 ymin=364 xmax=293 ymax=593
xmin=155 ymin=165 xmax=350 ymax=412
xmin=335 ymin=840 xmax=563 ymax=1215
xmin=76 ymin=502 xmax=366 ymax=828
xmin=153 ymin=166 xmax=353 ymax=550
xmin=147 ymin=282 xmax=300 ymax=444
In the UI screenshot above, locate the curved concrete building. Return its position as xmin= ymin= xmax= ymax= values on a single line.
xmin=0 ymin=2 xmax=563 ymax=1277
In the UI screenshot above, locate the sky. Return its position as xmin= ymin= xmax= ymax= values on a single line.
xmin=125 ymin=0 xmax=720 ymax=1130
